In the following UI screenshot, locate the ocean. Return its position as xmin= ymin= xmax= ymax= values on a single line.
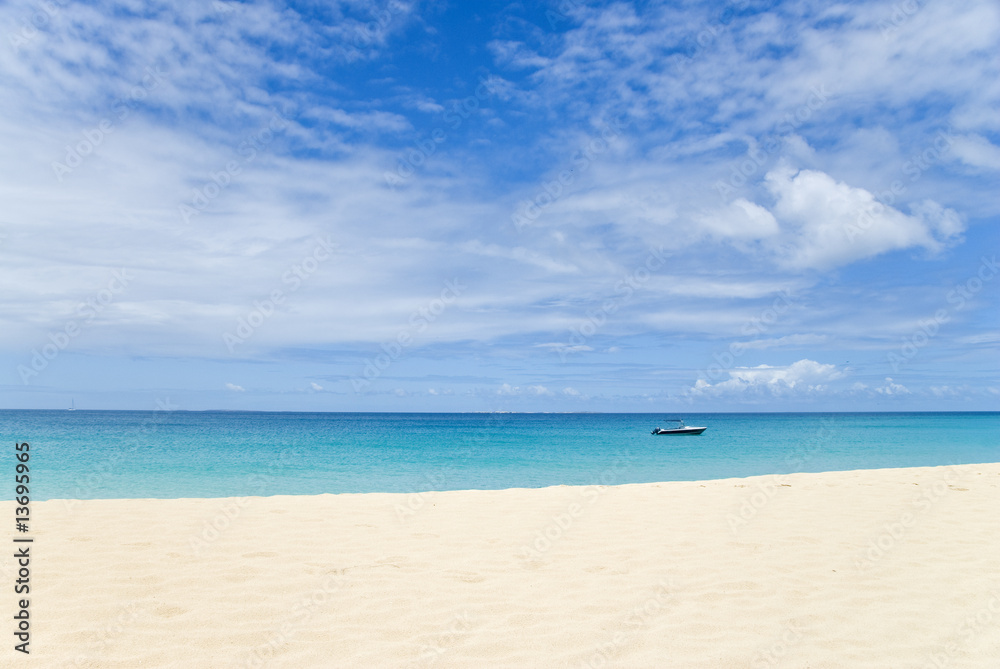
xmin=2 ymin=411 xmax=998 ymax=501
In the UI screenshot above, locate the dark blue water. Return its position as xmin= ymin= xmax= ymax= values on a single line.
xmin=1 ymin=411 xmax=997 ymax=500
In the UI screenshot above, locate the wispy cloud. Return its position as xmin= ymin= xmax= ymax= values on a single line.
xmin=686 ymin=360 xmax=845 ymax=398
xmin=1 ymin=0 xmax=997 ymax=409
xmin=739 ymin=334 xmax=828 ymax=350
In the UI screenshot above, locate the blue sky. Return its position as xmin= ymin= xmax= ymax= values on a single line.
xmin=1 ymin=0 xmax=998 ymax=411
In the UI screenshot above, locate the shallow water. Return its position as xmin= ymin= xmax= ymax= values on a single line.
xmin=2 ymin=410 xmax=998 ymax=500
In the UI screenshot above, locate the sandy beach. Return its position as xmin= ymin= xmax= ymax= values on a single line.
xmin=5 ymin=462 xmax=1000 ymax=668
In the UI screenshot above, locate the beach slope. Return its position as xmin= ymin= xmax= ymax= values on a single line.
xmin=5 ymin=463 xmax=1000 ymax=668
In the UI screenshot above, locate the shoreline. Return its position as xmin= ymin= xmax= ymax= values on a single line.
xmin=6 ymin=462 xmax=1000 ymax=667
xmin=15 ymin=459 xmax=1000 ymax=504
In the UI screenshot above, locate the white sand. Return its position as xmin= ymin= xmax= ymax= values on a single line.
xmin=4 ymin=463 xmax=1000 ymax=668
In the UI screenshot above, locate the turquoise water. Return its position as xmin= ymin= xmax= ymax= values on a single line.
xmin=2 ymin=411 xmax=998 ymax=501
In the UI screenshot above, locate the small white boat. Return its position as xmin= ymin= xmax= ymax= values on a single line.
xmin=651 ymin=419 xmax=705 ymax=435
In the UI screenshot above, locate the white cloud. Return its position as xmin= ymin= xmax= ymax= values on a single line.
xmin=950 ymin=134 xmax=1000 ymax=171
xmin=740 ymin=334 xmax=828 ymax=350
xmin=699 ymin=198 xmax=779 ymax=240
xmin=301 ymin=108 xmax=411 ymax=134
xmin=225 ymin=383 xmax=245 ymax=392
xmin=687 ymin=359 xmax=843 ymax=397
xmin=487 ymin=40 xmax=553 ymax=70
xmin=501 ymin=0 xmax=994 ymax=273
xmin=648 ymin=277 xmax=799 ymax=300
xmin=955 ymin=332 xmax=1000 ymax=345
xmin=760 ymin=164 xmax=964 ymax=270
xmin=951 ymin=133 xmax=1000 ymax=170
xmin=0 ymin=0 xmax=996 ymax=412
xmin=497 ymin=383 xmax=553 ymax=396
xmin=459 ymin=241 xmax=581 ymax=274
xmin=535 ymin=343 xmax=594 ymax=354
xmin=310 ymin=382 xmax=323 ymax=391
xmin=414 ymin=100 xmax=444 ymax=114
xmin=875 ymin=377 xmax=910 ymax=395
xmin=910 ymin=199 xmax=965 ymax=240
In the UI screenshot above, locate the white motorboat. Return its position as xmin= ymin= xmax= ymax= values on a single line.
xmin=651 ymin=419 xmax=706 ymax=435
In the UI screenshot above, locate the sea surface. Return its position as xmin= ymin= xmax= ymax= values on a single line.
xmin=2 ymin=411 xmax=998 ymax=501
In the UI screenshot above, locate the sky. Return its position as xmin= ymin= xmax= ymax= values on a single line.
xmin=1 ymin=0 xmax=998 ymax=412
